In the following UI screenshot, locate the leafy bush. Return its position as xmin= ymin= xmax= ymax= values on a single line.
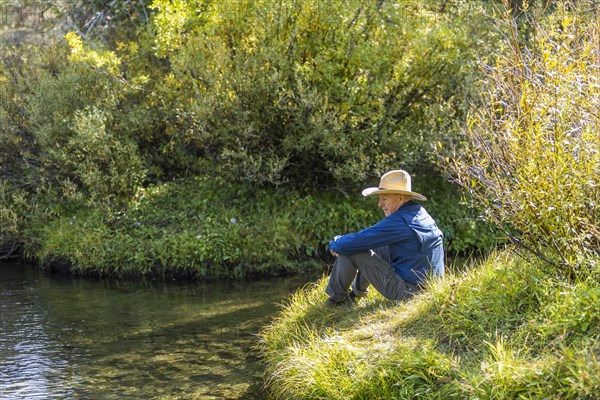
xmin=149 ymin=0 xmax=495 ymax=189
xmin=29 ymin=35 xmax=146 ymax=209
xmin=0 ymin=200 xmax=19 ymax=258
xmin=448 ymin=0 xmax=600 ymax=276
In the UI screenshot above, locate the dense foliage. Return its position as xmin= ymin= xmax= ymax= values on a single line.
xmin=0 ymin=0 xmax=498 ymax=272
xmin=26 ymin=177 xmax=377 ymax=278
xmin=146 ymin=0 xmax=491 ymax=188
xmin=448 ymin=0 xmax=600 ymax=277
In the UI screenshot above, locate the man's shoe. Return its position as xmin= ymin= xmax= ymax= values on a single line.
xmin=348 ymin=291 xmax=358 ymax=303
xmin=324 ymin=293 xmax=355 ymax=307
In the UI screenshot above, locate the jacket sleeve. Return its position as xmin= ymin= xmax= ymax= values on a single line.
xmin=329 ymin=215 xmax=414 ymax=255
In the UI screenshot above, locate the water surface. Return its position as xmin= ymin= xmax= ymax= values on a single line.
xmin=0 ymin=262 xmax=319 ymax=399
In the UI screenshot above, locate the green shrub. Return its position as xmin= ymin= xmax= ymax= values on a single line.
xmin=448 ymin=0 xmax=600 ymax=276
xmin=28 ymin=36 xmax=146 ymax=209
xmin=0 ymin=199 xmax=19 ymax=257
xmin=149 ymin=0 xmax=496 ymax=189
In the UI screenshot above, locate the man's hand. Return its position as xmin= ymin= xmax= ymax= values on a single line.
xmin=330 ymin=235 xmax=342 ymax=257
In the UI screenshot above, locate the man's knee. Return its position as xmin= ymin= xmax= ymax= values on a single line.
xmin=348 ymin=250 xmax=378 ymax=264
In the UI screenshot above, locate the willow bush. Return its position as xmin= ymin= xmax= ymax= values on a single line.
xmin=448 ymin=0 xmax=600 ymax=277
xmin=0 ymin=43 xmax=48 ymax=254
xmin=148 ymin=0 xmax=495 ymax=189
xmin=31 ymin=34 xmax=146 ymax=209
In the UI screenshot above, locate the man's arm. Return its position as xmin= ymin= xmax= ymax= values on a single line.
xmin=329 ymin=216 xmax=413 ymax=255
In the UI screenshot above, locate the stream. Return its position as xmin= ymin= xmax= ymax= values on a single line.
xmin=0 ymin=262 xmax=319 ymax=399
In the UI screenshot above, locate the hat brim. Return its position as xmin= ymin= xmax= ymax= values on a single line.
xmin=361 ymin=187 xmax=427 ymax=201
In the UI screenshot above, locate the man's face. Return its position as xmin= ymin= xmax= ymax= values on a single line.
xmin=378 ymin=194 xmax=407 ymax=217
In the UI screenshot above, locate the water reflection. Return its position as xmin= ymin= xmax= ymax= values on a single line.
xmin=0 ymin=262 xmax=319 ymax=399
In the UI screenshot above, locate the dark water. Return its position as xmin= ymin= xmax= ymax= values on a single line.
xmin=0 ymin=262 xmax=319 ymax=399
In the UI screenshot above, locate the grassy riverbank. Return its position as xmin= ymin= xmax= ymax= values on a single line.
xmin=21 ymin=176 xmax=494 ymax=279
xmin=258 ymin=251 xmax=600 ymax=399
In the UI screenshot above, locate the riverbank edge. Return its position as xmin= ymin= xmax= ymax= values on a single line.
xmin=17 ymin=253 xmax=324 ymax=282
xmin=258 ymin=250 xmax=600 ymax=399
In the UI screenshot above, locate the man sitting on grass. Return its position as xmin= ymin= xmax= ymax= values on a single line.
xmin=325 ymin=169 xmax=444 ymax=307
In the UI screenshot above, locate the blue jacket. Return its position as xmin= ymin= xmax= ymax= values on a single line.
xmin=329 ymin=201 xmax=444 ymax=285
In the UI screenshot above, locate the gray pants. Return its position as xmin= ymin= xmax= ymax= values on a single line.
xmin=325 ymin=247 xmax=420 ymax=301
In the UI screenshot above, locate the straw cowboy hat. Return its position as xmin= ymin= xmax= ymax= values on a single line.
xmin=361 ymin=170 xmax=427 ymax=201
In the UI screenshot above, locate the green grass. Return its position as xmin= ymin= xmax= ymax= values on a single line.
xmin=24 ymin=177 xmax=379 ymax=278
xmin=258 ymin=250 xmax=600 ymax=399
